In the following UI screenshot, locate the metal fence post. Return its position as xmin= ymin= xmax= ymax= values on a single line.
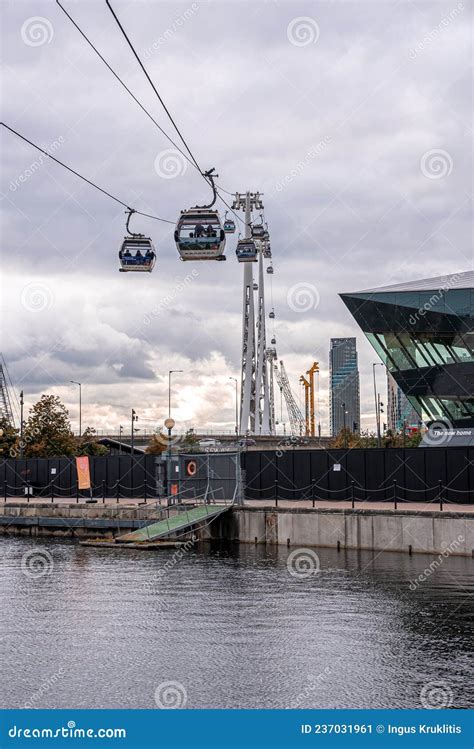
xmin=76 ymin=480 xmax=79 ymax=504
xmin=438 ymin=479 xmax=443 ymax=511
xmin=351 ymin=480 xmax=355 ymax=510
xmin=393 ymin=479 xmax=397 ymax=510
xmin=144 ymin=480 xmax=147 ymax=503
xmin=312 ymin=479 xmax=315 ymax=508
xmin=51 ymin=481 xmax=55 ymax=503
xmin=116 ymin=482 xmax=120 ymax=504
xmin=4 ymin=481 xmax=7 ymax=503
xmin=102 ymin=480 xmax=106 ymax=504
xmin=274 ymin=478 xmax=278 ymax=508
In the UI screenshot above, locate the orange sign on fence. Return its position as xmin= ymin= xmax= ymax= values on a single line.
xmin=76 ymin=456 xmax=91 ymax=490
xmin=171 ymin=483 xmax=178 ymax=496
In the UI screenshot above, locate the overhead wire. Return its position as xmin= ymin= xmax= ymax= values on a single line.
xmin=1 ymin=122 xmax=175 ymax=224
xmin=55 ymin=0 xmax=199 ymax=179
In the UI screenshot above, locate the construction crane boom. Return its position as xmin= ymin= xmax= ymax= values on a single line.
xmin=0 ymin=359 xmax=15 ymax=426
xmin=275 ymin=360 xmax=305 ymax=436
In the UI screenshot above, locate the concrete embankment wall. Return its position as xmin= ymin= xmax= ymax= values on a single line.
xmin=0 ymin=503 xmax=156 ymax=539
xmin=210 ymin=507 xmax=474 ymax=557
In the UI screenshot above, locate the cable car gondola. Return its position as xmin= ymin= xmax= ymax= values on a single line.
xmin=119 ymin=210 xmax=156 ymax=273
xmin=271 ymin=337 xmax=276 ymax=345
xmin=269 ymin=309 xmax=275 ymax=319
xmin=174 ymin=169 xmax=226 ymax=261
xmin=267 ymin=264 xmax=274 ymax=274
xmin=251 ymin=222 xmax=265 ymax=239
xmin=223 ymin=211 xmax=236 ymax=234
xmin=263 ymin=242 xmax=272 ymax=259
xmin=253 ymin=282 xmax=258 ymax=291
xmin=236 ymin=238 xmax=257 ymax=262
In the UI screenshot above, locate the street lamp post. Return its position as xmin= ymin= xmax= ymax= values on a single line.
xmin=342 ymin=401 xmax=348 ymax=448
xmin=131 ymin=409 xmax=138 ymax=455
xmin=372 ymin=363 xmax=384 ymax=447
xmin=70 ymin=381 xmax=82 ymax=437
xmin=119 ymin=424 xmax=123 ymax=454
xmin=168 ymin=370 xmax=183 ymax=418
xmin=229 ymin=377 xmax=239 ymax=435
xmin=19 ymin=390 xmax=24 ymax=458
xmin=164 ymin=417 xmax=175 ymax=502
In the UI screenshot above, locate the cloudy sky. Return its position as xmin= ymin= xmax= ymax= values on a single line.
xmin=1 ymin=0 xmax=472 ymax=436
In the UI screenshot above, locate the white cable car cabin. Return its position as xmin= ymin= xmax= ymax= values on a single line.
xmin=251 ymin=223 xmax=265 ymax=239
xmin=269 ymin=309 xmax=275 ymax=319
xmin=175 ymin=208 xmax=226 ymax=261
xmin=267 ymin=264 xmax=274 ymax=274
xmin=263 ymin=242 xmax=272 ymax=259
xmin=271 ymin=337 xmax=276 ymax=345
xmin=119 ymin=211 xmax=156 ymax=273
xmin=253 ymin=282 xmax=258 ymax=291
xmin=236 ymin=238 xmax=258 ymax=262
xmin=223 ymin=212 xmax=236 ymax=234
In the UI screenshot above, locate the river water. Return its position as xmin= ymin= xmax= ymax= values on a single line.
xmin=0 ymin=537 xmax=472 ymax=710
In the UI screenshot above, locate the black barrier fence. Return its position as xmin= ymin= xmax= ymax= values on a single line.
xmin=241 ymin=446 xmax=474 ymax=505
xmin=0 ymin=456 xmax=157 ymax=500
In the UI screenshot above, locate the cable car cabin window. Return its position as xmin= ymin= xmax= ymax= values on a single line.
xmin=224 ymin=219 xmax=236 ymax=233
xmin=236 ymin=239 xmax=257 ymax=262
xmin=175 ymin=209 xmax=226 ymax=261
xmin=119 ymin=238 xmax=156 ymax=272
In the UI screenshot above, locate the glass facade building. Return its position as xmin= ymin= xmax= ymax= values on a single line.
xmin=329 ymin=337 xmax=360 ymax=436
xmin=340 ymin=271 xmax=474 ymax=428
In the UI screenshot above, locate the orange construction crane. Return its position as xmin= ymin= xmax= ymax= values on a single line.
xmin=306 ymin=362 xmax=319 ymax=437
xmin=299 ymin=375 xmax=310 ymax=436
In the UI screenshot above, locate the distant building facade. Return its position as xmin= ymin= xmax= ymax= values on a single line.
xmin=386 ymin=372 xmax=419 ymax=432
xmin=329 ymin=337 xmax=360 ymax=436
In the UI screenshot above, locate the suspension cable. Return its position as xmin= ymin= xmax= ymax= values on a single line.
xmin=1 ymin=122 xmax=175 ymax=224
xmin=56 ymin=0 xmax=199 ymax=177
xmin=105 ymin=0 xmax=203 ymax=175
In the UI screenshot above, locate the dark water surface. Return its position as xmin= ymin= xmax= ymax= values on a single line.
xmin=0 ymin=538 xmax=472 ymax=709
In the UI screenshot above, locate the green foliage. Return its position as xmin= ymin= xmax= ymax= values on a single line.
xmin=23 ymin=395 xmax=76 ymax=457
xmin=0 ymin=418 xmax=19 ymax=458
xmin=329 ymin=427 xmax=423 ymax=449
xmin=76 ymin=427 xmax=109 ymax=456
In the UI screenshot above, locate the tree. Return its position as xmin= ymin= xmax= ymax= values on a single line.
xmin=76 ymin=427 xmax=108 ymax=456
xmin=23 ymin=395 xmax=76 ymax=457
xmin=0 ymin=418 xmax=19 ymax=458
xmin=146 ymin=432 xmax=168 ymax=455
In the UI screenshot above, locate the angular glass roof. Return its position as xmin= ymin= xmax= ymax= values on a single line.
xmin=344 ymin=270 xmax=473 ymax=295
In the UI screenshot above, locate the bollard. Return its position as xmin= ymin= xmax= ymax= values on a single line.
xmin=4 ymin=481 xmax=7 ymax=503
xmin=102 ymin=480 xmax=106 ymax=504
xmin=351 ymin=480 xmax=355 ymax=510
xmin=144 ymin=480 xmax=147 ymax=503
xmin=76 ymin=482 xmax=79 ymax=504
xmin=51 ymin=481 xmax=55 ymax=503
xmin=274 ymin=479 xmax=278 ymax=508
xmin=393 ymin=480 xmax=397 ymax=510
xmin=312 ymin=479 xmax=316 ymax=508
xmin=116 ymin=482 xmax=120 ymax=504
xmin=438 ymin=479 xmax=443 ymax=511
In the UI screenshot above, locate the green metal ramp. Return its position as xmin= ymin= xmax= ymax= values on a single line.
xmin=117 ymin=503 xmax=230 ymax=543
